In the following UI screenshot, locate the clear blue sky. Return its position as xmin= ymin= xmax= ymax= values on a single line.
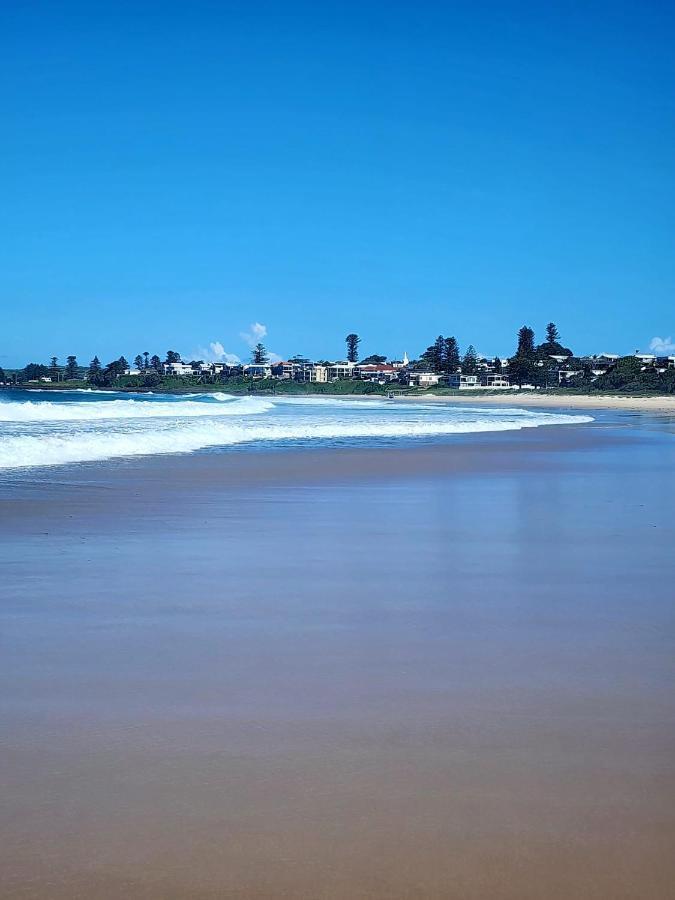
xmin=1 ymin=0 xmax=674 ymax=367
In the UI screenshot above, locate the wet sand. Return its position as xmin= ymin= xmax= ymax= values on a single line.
xmin=2 ymin=423 xmax=675 ymax=898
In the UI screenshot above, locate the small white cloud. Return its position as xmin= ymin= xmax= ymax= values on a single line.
xmin=207 ymin=341 xmax=226 ymax=360
xmin=191 ymin=341 xmax=241 ymax=365
xmin=648 ymin=336 xmax=675 ymax=354
xmin=240 ymin=322 xmax=268 ymax=347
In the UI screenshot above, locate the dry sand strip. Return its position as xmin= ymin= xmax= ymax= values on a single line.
xmin=391 ymin=392 xmax=675 ymax=414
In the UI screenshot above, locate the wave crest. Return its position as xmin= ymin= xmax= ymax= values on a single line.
xmin=0 ymin=413 xmax=594 ymax=469
xmin=0 ymin=396 xmax=271 ymax=422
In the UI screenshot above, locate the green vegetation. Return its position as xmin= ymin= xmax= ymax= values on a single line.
xmin=568 ymin=357 xmax=675 ymax=394
xmin=507 ymin=325 xmax=537 ymax=387
xmin=87 ymin=356 xmax=129 ymax=387
xmin=4 ymin=325 xmax=675 ymax=396
xmin=419 ymin=334 xmax=460 ymax=373
xmin=462 ymin=344 xmax=478 ymax=375
xmin=64 ymin=355 xmax=79 ymax=380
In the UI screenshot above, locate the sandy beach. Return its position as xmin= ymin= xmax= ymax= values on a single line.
xmin=2 ymin=421 xmax=675 ymax=898
xmin=401 ymin=391 xmax=675 ymax=414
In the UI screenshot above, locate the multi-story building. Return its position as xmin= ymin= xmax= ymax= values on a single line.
xmin=271 ymin=361 xmax=302 ymax=380
xmin=295 ymin=364 xmax=329 ymax=383
xmin=328 ymin=362 xmax=358 ymax=380
xmin=243 ymin=364 xmax=272 ymax=379
xmin=446 ymin=374 xmax=480 ymax=389
xmin=481 ymin=374 xmax=510 ymax=388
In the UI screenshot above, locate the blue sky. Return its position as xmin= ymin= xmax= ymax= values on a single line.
xmin=1 ymin=0 xmax=674 ymax=367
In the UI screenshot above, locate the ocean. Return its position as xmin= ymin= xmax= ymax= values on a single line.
xmin=0 ymin=389 xmax=593 ymax=469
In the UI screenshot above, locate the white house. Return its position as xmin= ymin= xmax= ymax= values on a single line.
xmin=408 ymin=372 xmax=442 ymax=388
xmin=163 ymin=362 xmax=194 ymax=377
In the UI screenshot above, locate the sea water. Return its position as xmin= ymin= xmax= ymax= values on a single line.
xmin=0 ymin=390 xmax=593 ymax=470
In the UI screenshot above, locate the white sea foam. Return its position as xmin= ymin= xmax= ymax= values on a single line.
xmin=272 ymin=397 xmax=391 ymax=408
xmin=28 ymin=388 xmax=115 ymax=394
xmin=172 ymin=392 xmax=236 ymax=402
xmin=0 ymin=411 xmax=594 ymax=470
xmin=0 ymin=396 xmax=271 ymax=422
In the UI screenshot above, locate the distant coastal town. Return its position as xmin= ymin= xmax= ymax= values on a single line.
xmin=2 ymin=323 xmax=675 ymax=395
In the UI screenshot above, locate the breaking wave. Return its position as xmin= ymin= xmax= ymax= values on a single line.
xmin=0 ymin=396 xmax=271 ymax=422
xmin=0 ymin=406 xmax=593 ymax=470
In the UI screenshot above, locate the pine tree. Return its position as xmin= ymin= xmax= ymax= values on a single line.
xmin=443 ymin=337 xmax=460 ymax=373
xmin=134 ymin=355 xmax=144 ymax=371
xmin=345 ymin=333 xmax=360 ymax=363
xmin=87 ymin=356 xmax=103 ymax=385
xmin=419 ymin=335 xmax=446 ymax=372
xmin=252 ymin=343 xmax=268 ymax=364
xmin=462 ymin=345 xmax=478 ymax=375
xmin=65 ymin=355 xmax=78 ymax=380
xmin=143 ymin=351 xmax=150 ymax=370
xmin=545 ymin=322 xmax=559 ymax=346
xmin=537 ymin=322 xmax=573 ymax=359
xmin=150 ymin=354 xmax=162 ymax=371
xmin=508 ymin=326 xmax=537 ymax=387
xmin=516 ymin=326 xmax=535 ymax=357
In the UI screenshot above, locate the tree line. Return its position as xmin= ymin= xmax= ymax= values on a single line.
xmin=19 ymin=323 xmax=669 ymax=394
xmin=337 ymin=322 xmax=573 ymax=385
xmin=505 ymin=322 xmax=574 ymax=387
xmin=10 ymin=350 xmax=183 ymax=387
xmin=5 ymin=324 xmax=571 ymax=386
